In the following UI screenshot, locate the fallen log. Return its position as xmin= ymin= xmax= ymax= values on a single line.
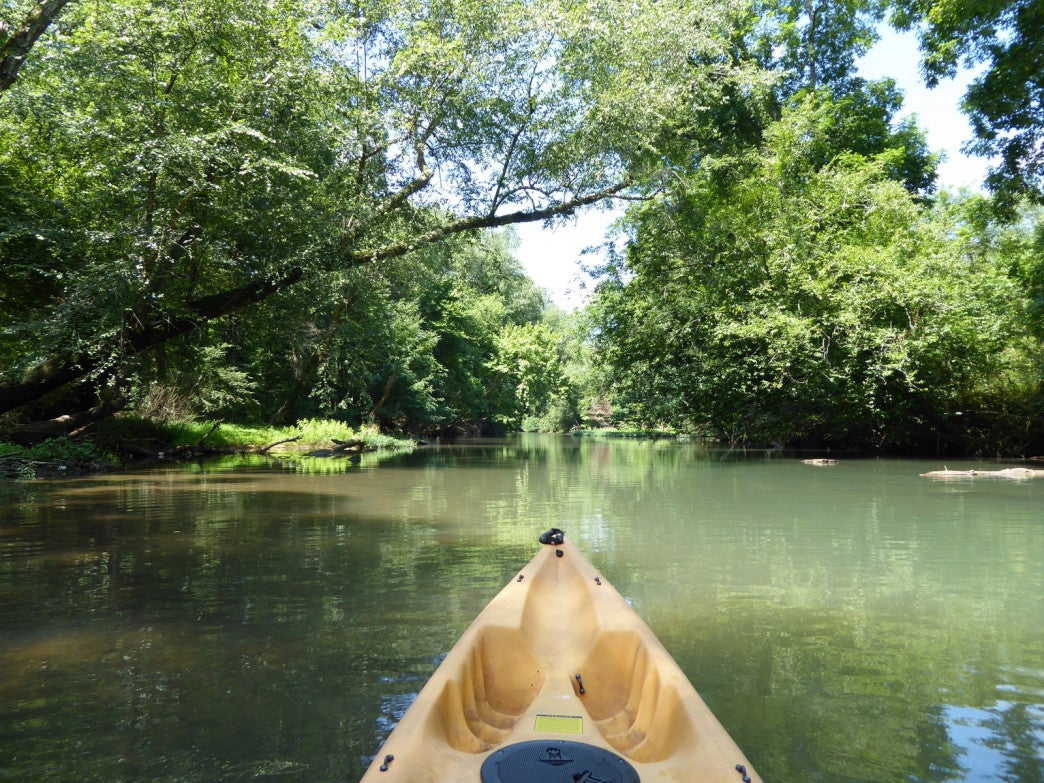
xmin=162 ymin=422 xmax=222 ymax=458
xmin=303 ymin=439 xmax=367 ymax=458
xmin=331 ymin=437 xmax=371 ymax=452
xmin=254 ymin=435 xmax=303 ymax=455
xmin=920 ymin=467 xmax=1044 ymax=479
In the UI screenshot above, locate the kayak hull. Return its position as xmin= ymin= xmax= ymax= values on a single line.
xmin=360 ymin=537 xmax=763 ymax=782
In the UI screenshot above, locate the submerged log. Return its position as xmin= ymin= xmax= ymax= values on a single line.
xmin=802 ymin=458 xmax=839 ymax=466
xmin=920 ymin=467 xmax=1044 ymax=479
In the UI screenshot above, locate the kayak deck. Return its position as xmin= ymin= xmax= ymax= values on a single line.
xmin=360 ymin=534 xmax=763 ymax=782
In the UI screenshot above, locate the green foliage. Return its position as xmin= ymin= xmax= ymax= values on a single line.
xmin=293 ymin=420 xmax=406 ymax=450
xmin=487 ymin=323 xmax=568 ymax=431
xmin=152 ymin=419 xmax=409 ymax=451
xmin=891 ymin=0 xmax=1043 ymax=209
xmin=710 ymin=1 xmax=938 ymax=198
xmin=934 ymin=197 xmax=1044 ymax=337
xmin=234 ymin=229 xmax=559 ymax=434
xmin=1 ymin=0 xmax=339 ymax=411
xmin=190 ymin=347 xmax=260 ymax=417
xmin=794 ymin=83 xmax=939 ymax=195
xmin=656 ymin=0 xmax=939 ymax=199
xmin=593 ymin=96 xmax=1040 ymax=452
xmin=570 ymin=427 xmax=679 ymax=439
xmin=0 ymin=436 xmax=118 ymax=465
xmin=536 ymin=306 xmax=608 ymax=432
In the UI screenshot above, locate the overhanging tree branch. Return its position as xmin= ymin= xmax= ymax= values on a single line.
xmin=347 ymin=177 xmax=632 ymax=264
xmin=0 ymin=180 xmax=631 ymax=417
xmin=0 ymin=268 xmax=303 ymax=414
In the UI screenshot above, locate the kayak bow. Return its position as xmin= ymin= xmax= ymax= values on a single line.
xmin=360 ymin=531 xmax=763 ymax=782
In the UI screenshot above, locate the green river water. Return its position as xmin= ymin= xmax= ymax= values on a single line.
xmin=1 ymin=435 xmax=1041 ymax=782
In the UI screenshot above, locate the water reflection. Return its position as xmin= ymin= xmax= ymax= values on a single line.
xmin=0 ymin=436 xmax=1041 ymax=782
xmin=941 ymin=701 xmax=1044 ymax=783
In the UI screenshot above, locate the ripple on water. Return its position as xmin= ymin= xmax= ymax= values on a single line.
xmin=940 ymin=700 xmax=1044 ymax=782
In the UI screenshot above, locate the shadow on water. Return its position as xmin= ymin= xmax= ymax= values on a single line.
xmin=0 ymin=435 xmax=1041 ymax=782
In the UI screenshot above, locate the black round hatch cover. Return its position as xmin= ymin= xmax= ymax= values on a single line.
xmin=480 ymin=740 xmax=640 ymax=783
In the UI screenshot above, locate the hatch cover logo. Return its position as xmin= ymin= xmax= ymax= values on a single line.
xmin=538 ymin=747 xmax=572 ymax=766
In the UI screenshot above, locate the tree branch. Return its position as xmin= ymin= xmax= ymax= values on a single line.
xmin=338 ymin=170 xmax=433 ymax=254
xmin=0 ymin=268 xmax=303 ymax=414
xmin=0 ymin=0 xmax=73 ymax=95
xmin=347 ymin=177 xmax=633 ymax=264
xmin=0 ymin=176 xmax=629 ymax=417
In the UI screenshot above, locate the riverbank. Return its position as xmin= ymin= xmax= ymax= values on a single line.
xmin=0 ymin=437 xmax=120 ymax=480
xmin=0 ymin=417 xmax=415 ymax=480
xmin=569 ymin=427 xmax=682 ymax=439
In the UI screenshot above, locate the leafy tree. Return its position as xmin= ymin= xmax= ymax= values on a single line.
xmin=681 ymin=1 xmax=935 ymax=195
xmin=531 ymin=306 xmax=598 ymax=431
xmin=891 ymin=0 xmax=1043 ymax=209
xmin=0 ymin=0 xmax=747 ymax=434
xmin=155 ymin=228 xmax=555 ymax=434
xmin=486 ymin=322 xmax=567 ymax=432
xmin=934 ymin=198 xmax=1044 ymax=339
xmin=594 ymin=96 xmax=1035 ymax=452
xmin=789 ymin=81 xmax=938 ymax=195
xmin=750 ymin=0 xmax=886 ymax=94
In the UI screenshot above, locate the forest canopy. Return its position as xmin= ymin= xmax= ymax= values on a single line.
xmin=1 ymin=0 xmax=1042 ymax=454
xmin=0 ymin=0 xmax=750 ymax=435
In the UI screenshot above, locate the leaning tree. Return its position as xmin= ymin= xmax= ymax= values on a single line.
xmin=0 ymin=0 xmax=752 ymax=434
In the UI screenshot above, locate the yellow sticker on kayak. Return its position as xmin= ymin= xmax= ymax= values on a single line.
xmin=534 ymin=714 xmax=583 ymax=733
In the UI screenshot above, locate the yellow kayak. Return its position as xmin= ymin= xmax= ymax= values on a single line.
xmin=360 ymin=530 xmax=764 ymax=782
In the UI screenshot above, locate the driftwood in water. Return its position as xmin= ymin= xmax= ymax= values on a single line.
xmin=331 ymin=437 xmax=368 ymax=451
xmin=920 ymin=466 xmax=1044 ymax=479
xmin=802 ymin=458 xmax=839 ymax=466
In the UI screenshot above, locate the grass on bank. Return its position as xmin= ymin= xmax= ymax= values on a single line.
xmin=0 ymin=437 xmax=118 ymax=463
xmin=1 ymin=418 xmax=415 ymax=480
xmin=154 ymin=418 xmax=413 ymax=451
xmin=0 ymin=436 xmax=121 ymax=480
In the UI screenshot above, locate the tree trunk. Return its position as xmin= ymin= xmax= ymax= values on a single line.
xmin=367 ymin=372 xmax=399 ymax=423
xmin=0 ymin=267 xmax=303 ymax=415
xmin=2 ymin=392 xmax=126 ymax=444
xmin=0 ymin=0 xmax=73 ymax=94
xmin=0 ymin=181 xmax=628 ymax=421
xmin=273 ymin=291 xmax=357 ymax=425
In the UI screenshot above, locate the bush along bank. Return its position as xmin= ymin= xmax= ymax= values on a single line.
xmin=0 ymin=438 xmax=121 ymax=479
xmin=0 ymin=418 xmax=416 ymax=480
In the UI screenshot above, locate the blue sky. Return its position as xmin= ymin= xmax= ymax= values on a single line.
xmin=514 ymin=26 xmax=991 ymax=309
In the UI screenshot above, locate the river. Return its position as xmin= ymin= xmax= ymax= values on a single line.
xmin=1 ymin=435 xmax=1041 ymax=782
